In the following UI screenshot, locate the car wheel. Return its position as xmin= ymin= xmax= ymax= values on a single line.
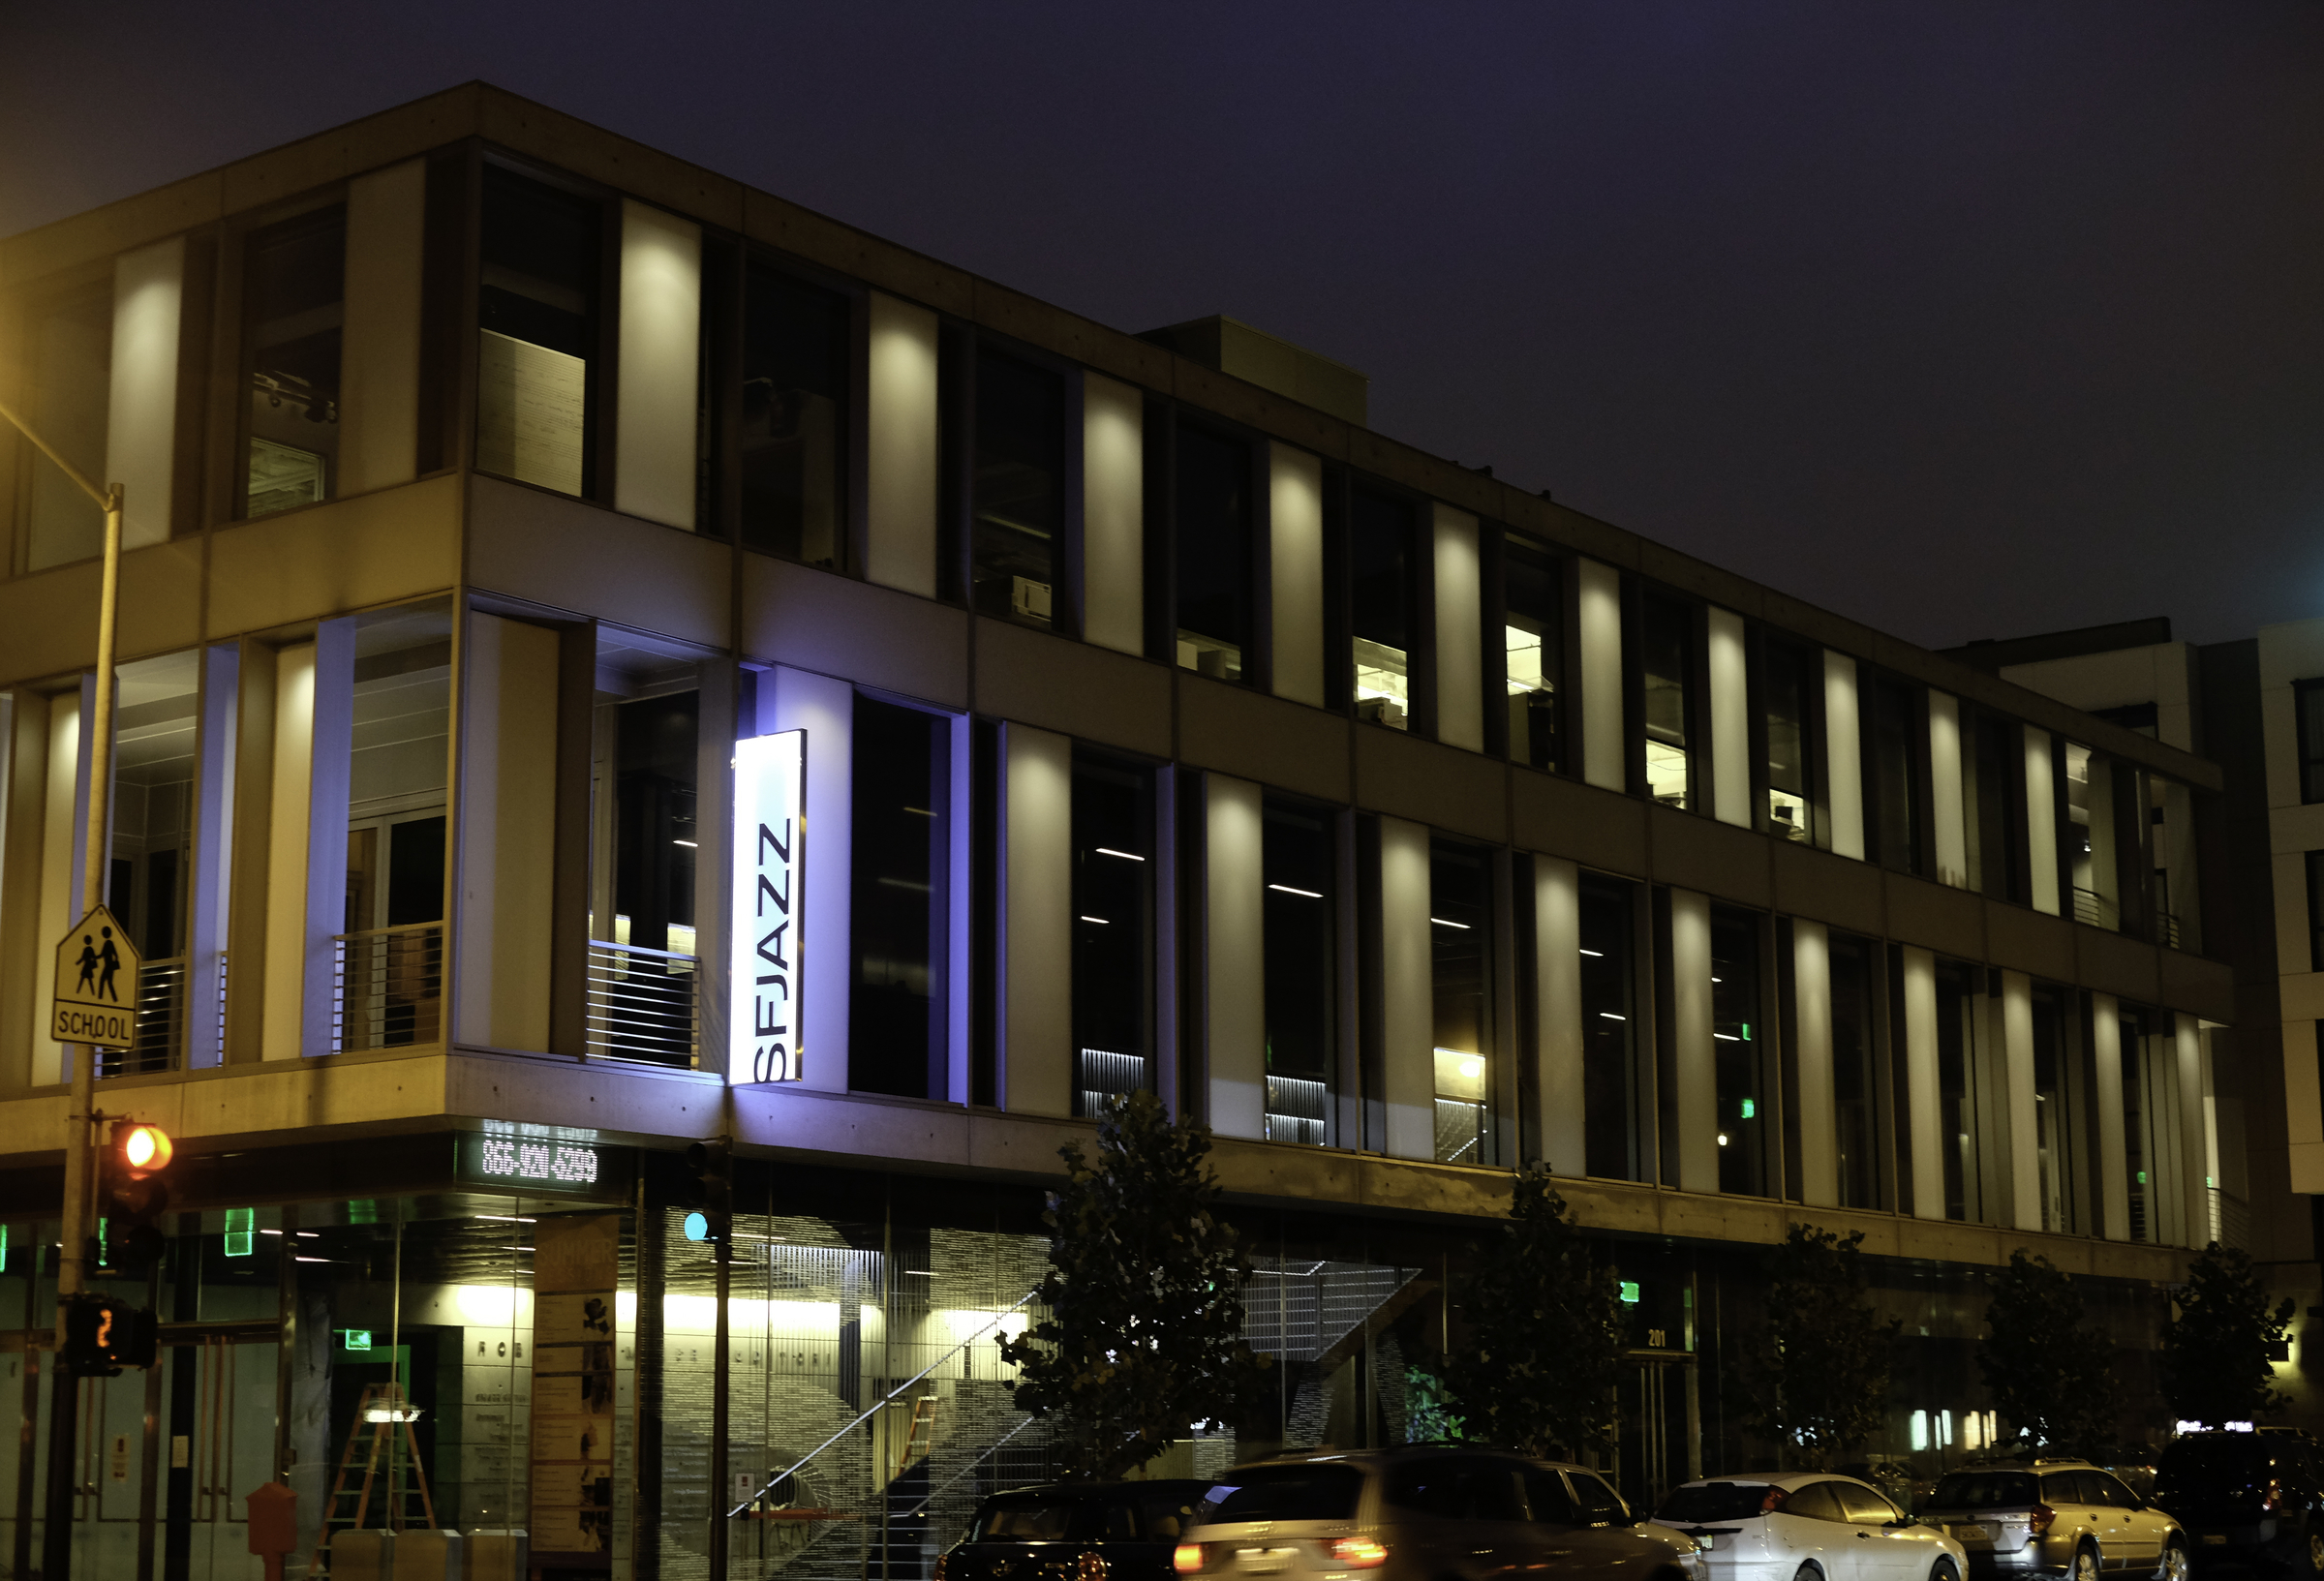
xmin=1794 ymin=1565 xmax=1822 ymax=1581
xmin=2306 ymin=1529 xmax=2324 ymax=1576
xmin=1932 ymin=1558 xmax=1961 ymax=1581
xmin=2073 ymin=1544 xmax=2102 ymax=1581
xmin=2157 ymin=1539 xmax=2188 ymax=1581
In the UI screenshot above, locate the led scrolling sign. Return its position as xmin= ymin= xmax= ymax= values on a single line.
xmin=731 ymin=731 xmax=806 ymax=1083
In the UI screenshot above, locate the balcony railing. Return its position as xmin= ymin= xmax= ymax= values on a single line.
xmin=586 ymin=939 xmax=697 ymax=1067
xmin=2072 ymin=887 xmax=2121 ymax=930
xmin=2208 ymin=1187 xmax=2250 ymax=1252
xmin=333 ymin=924 xmax=443 ymax=1052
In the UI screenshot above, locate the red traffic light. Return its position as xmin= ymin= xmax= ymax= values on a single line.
xmin=116 ymin=1123 xmax=171 ymax=1175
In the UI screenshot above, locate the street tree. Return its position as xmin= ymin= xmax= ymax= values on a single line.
xmin=999 ymin=1089 xmax=1270 ymax=1479
xmin=1445 ymin=1163 xmax=1625 ymax=1457
xmin=1742 ymin=1225 xmax=1901 ymax=1468
xmin=1981 ymin=1250 xmax=2122 ymax=1456
xmin=2162 ymin=1241 xmax=2294 ymax=1428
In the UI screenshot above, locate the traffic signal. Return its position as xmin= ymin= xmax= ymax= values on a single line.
xmin=62 ymin=1292 xmax=157 ymax=1376
xmin=101 ymin=1120 xmax=174 ymax=1276
xmin=683 ymin=1139 xmax=732 ymax=1245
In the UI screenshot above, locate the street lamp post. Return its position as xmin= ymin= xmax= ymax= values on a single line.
xmin=0 ymin=394 xmax=125 ymax=1580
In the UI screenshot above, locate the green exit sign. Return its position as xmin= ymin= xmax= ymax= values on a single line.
xmin=1619 ymin=1281 xmax=1641 ymax=1305
xmin=342 ymin=1329 xmax=373 ymax=1353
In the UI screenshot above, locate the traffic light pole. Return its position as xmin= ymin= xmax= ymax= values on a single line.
xmin=2 ymin=396 xmax=125 ymax=1581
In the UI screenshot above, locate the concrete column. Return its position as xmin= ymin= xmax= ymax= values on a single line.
xmin=1269 ymin=445 xmax=1325 ymax=709
xmin=615 ymin=198 xmax=703 ymax=531
xmin=759 ymin=666 xmax=854 ymax=1093
xmin=1577 ymin=559 xmax=1624 ymax=791
xmin=999 ymin=721 xmax=1072 ymax=1117
xmin=1533 ymin=855 xmax=1585 ymax=1174
xmin=1791 ymin=919 xmax=1838 ymax=1207
xmin=1707 ymin=607 xmax=1749 ymax=828
xmin=1433 ymin=505 xmax=1483 ymax=751
xmin=2091 ymin=993 xmax=2130 ymax=1240
xmin=454 ymin=613 xmax=561 ymax=1052
xmin=185 ymin=644 xmax=239 ymax=1069
xmin=1901 ymin=946 xmax=1943 ymax=1218
xmin=1082 ymin=373 xmax=1145 ymax=657
xmin=2025 ymin=726 xmax=2061 ymax=915
xmin=866 ymin=292 xmax=939 ymax=597
xmin=1205 ymin=774 xmax=1266 ymax=1139
xmin=34 ymin=688 xmax=89 ymax=1083
xmin=0 ymin=696 xmax=50 ymax=1086
xmin=2176 ymin=1015 xmax=2211 ymax=1247
xmin=260 ymin=645 xmax=316 ymax=1061
xmin=339 ymin=159 xmax=427 ymax=495
xmin=1379 ymin=815 xmax=1434 ymax=1161
xmin=106 ymin=236 xmax=183 ymax=548
xmin=1664 ymin=888 xmax=1716 ymax=1194
xmin=1929 ymin=690 xmax=1968 ymax=888
xmin=223 ymin=643 xmax=277 ymax=1065
xmin=1823 ymin=652 xmax=1864 ymax=860
xmin=1999 ymin=970 xmax=2041 ymax=1230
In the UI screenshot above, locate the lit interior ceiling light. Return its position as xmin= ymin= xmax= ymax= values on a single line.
xmin=673 ymin=838 xmax=698 ymax=848
xmin=1716 ymin=1134 xmax=1729 ymax=1146
xmin=1268 ymin=884 xmax=1323 ymax=897
xmin=1095 ymin=847 xmax=1145 ymax=862
xmin=1079 ymin=915 xmax=1109 ymax=925
xmin=1599 ymin=1012 xmax=1627 ymax=1021
xmin=1429 ymin=917 xmax=1470 ymax=929
xmin=1579 ymin=948 xmax=1604 ymax=958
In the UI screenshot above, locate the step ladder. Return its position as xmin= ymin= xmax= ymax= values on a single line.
xmin=307 ymin=1382 xmax=438 ymax=1575
xmin=894 ymin=1395 xmax=937 ymax=1478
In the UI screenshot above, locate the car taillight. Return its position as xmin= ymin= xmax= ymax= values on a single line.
xmin=1174 ymin=1544 xmax=1206 ymax=1575
xmin=1078 ymin=1552 xmax=1111 ymax=1581
xmin=1759 ymin=1488 xmax=1790 ymax=1513
xmin=2264 ymin=1480 xmax=2284 ymax=1512
xmin=1330 ymin=1537 xmax=1391 ymax=1568
xmin=934 ymin=1559 xmax=949 ymax=1581
xmin=2029 ymin=1505 xmax=2057 ymax=1536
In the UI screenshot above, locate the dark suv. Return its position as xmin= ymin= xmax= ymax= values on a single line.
xmin=938 ymin=1480 xmax=1214 ymax=1581
xmin=2154 ymin=1431 xmax=2324 ymax=1574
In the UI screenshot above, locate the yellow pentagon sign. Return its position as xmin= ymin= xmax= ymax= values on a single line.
xmin=52 ymin=906 xmax=139 ymax=1049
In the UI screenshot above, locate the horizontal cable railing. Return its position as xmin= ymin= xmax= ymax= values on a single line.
xmin=332 ymin=923 xmax=443 ymax=1052
xmin=116 ymin=957 xmax=185 ymax=1076
xmin=2209 ymin=1187 xmax=2250 ymax=1252
xmin=586 ymin=939 xmax=698 ymax=1067
xmin=2072 ymin=886 xmax=2120 ymax=929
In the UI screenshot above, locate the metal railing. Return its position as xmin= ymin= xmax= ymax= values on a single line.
xmin=2208 ymin=1187 xmax=2250 ymax=1252
xmin=2072 ymin=887 xmax=2121 ymax=929
xmin=333 ymin=923 xmax=443 ymax=1051
xmin=585 ymin=939 xmax=697 ymax=1067
xmin=120 ymin=957 xmax=185 ymax=1076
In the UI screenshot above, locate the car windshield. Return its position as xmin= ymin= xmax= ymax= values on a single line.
xmin=1198 ymin=1465 xmax=1366 ymax=1524
xmin=1929 ymin=1473 xmax=2038 ymax=1510
xmin=973 ymin=1500 xmax=1079 ymax=1541
xmin=1656 ymin=1483 xmax=1773 ymax=1524
xmin=2159 ymin=1440 xmax=2272 ymax=1484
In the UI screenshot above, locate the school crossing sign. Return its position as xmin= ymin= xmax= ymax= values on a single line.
xmin=52 ymin=906 xmax=139 ymax=1049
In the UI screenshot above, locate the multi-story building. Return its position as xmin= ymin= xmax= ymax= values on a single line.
xmin=0 ymin=84 xmax=2240 ymax=1578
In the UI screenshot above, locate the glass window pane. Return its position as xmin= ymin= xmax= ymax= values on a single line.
xmin=1869 ymin=678 xmax=1920 ymax=872
xmin=1640 ymin=596 xmax=1692 ymax=809
xmin=2031 ymin=987 xmax=2073 ymax=1233
xmin=1763 ymin=641 xmax=1813 ymax=840
xmin=1430 ymin=844 xmax=1492 ymax=1166
xmin=849 ymin=697 xmax=951 ymax=1099
xmin=972 ymin=351 xmax=1065 ymax=627
xmin=478 ymin=167 xmax=599 ymax=497
xmin=20 ymin=281 xmax=111 ymax=568
xmin=1830 ymin=937 xmax=1880 ymax=1210
xmin=1972 ymin=712 xmax=2022 ymax=901
xmin=1580 ymin=877 xmax=1639 ymax=1181
xmin=244 ymin=206 xmax=346 ymax=519
xmin=2300 ymin=682 xmax=2324 ymax=804
xmin=1505 ymin=537 xmax=1563 ymax=771
xmin=1175 ymin=426 xmax=1251 ymax=683
xmin=1352 ymin=489 xmax=1416 ymax=730
xmin=1710 ymin=910 xmax=1765 ymax=1197
xmin=1936 ymin=962 xmax=1980 ymax=1223
xmin=1072 ymin=760 xmax=1152 ymax=1111
xmin=1263 ymin=805 xmax=1334 ymax=1145
xmin=741 ymin=264 xmax=849 ymax=567
xmin=2124 ymin=1008 xmax=2151 ymax=1242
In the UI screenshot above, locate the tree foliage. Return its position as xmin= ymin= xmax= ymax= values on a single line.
xmin=1981 ymin=1250 xmax=2123 ymax=1457
xmin=1742 ymin=1225 xmax=1901 ymax=1468
xmin=1444 ymin=1164 xmax=1626 ymax=1457
xmin=2162 ymin=1241 xmax=2294 ymax=1427
xmin=998 ymin=1090 xmax=1270 ymax=1479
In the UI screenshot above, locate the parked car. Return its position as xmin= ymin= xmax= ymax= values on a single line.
xmin=1172 ymin=1445 xmax=1707 ymax=1581
xmin=938 ymin=1480 xmax=1214 ymax=1581
xmin=1654 ymin=1472 xmax=1967 ymax=1581
xmin=2153 ymin=1429 xmax=2324 ymax=1574
xmin=1917 ymin=1461 xmax=2187 ymax=1581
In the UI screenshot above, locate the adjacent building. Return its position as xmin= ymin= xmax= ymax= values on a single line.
xmin=0 ymin=84 xmax=2248 ymax=1579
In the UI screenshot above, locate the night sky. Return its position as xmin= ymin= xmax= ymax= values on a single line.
xmin=5 ymin=2 xmax=2321 ymax=651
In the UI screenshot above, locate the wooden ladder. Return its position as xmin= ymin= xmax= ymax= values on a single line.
xmin=306 ymin=1381 xmax=438 ymax=1575
xmin=895 ymin=1395 xmax=937 ymax=1477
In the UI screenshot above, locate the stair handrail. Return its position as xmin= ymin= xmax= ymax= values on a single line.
xmin=898 ymin=1413 xmax=1042 ymax=1522
xmin=726 ymin=1288 xmax=1038 ymax=1519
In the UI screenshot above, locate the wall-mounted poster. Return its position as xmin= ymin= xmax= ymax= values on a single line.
xmin=531 ymin=1215 xmax=621 ymax=1562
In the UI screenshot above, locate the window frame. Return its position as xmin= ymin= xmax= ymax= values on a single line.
xmin=939 ymin=323 xmax=1084 ymax=633
xmin=1150 ymin=408 xmax=1269 ymax=690
xmin=2298 ymin=679 xmax=2324 ymax=805
xmin=727 ymin=243 xmax=865 ymax=568
xmin=1628 ymin=581 xmax=1705 ymax=813
xmin=1490 ymin=526 xmax=1573 ymax=775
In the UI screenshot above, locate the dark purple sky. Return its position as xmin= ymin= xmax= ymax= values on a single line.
xmin=6 ymin=2 xmax=2321 ymax=649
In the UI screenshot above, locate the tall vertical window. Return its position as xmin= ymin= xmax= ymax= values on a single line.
xmin=1762 ymin=641 xmax=1816 ymax=841
xmin=1969 ymin=712 xmax=2023 ymax=902
xmin=478 ymin=166 xmax=600 ymax=499
xmin=971 ymin=351 xmax=1066 ymax=627
xmin=1351 ymin=489 xmax=1417 ymax=730
xmin=1504 ymin=536 xmax=1563 ymax=770
xmin=2122 ymin=1007 xmax=2151 ymax=1242
xmin=1072 ymin=759 xmax=1153 ymax=1113
xmin=1639 ymin=594 xmax=1693 ymax=809
xmin=2064 ymin=744 xmax=2123 ymax=929
xmin=848 ymin=698 xmax=952 ymax=1099
xmin=2297 ymin=681 xmax=2324 ymax=805
xmin=19 ymin=281 xmax=110 ymax=569
xmin=2031 ymin=987 xmax=2074 ymax=1234
xmin=1579 ymin=876 xmax=1639 ymax=1181
xmin=594 ymin=684 xmax=697 ymax=1067
xmin=741 ymin=263 xmax=849 ymax=567
xmin=1429 ymin=843 xmax=1493 ymax=1166
xmin=2307 ymin=852 xmax=2324 ymax=972
xmin=1175 ymin=425 xmax=1251 ymax=683
xmin=242 ymin=206 xmax=347 ymax=518
xmin=1263 ymin=803 xmax=1335 ymax=1145
xmin=1829 ymin=936 xmax=1879 ymax=1208
xmin=1934 ymin=961 xmax=1981 ymax=1223
xmin=1866 ymin=676 xmax=1921 ymax=873
xmin=1710 ymin=910 xmax=1765 ymax=1196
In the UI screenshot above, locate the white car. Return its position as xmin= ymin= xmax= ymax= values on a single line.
xmin=1652 ymin=1473 xmax=1968 ymax=1581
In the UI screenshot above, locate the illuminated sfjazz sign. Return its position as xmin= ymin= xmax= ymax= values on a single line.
xmin=732 ymin=730 xmax=805 ymax=1083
